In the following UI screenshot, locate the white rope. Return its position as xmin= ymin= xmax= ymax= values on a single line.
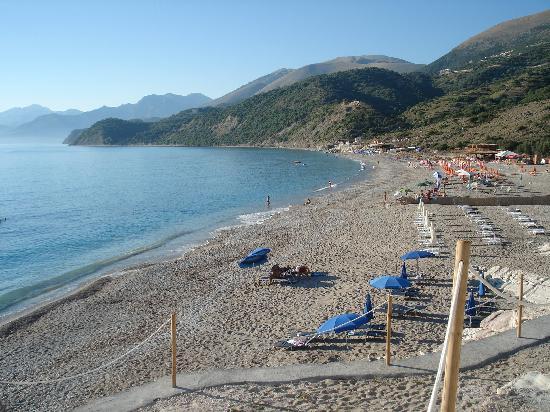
xmin=0 ymin=317 xmax=171 ymax=386
xmin=427 ymin=261 xmax=464 ymax=412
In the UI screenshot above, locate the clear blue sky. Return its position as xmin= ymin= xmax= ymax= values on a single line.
xmin=0 ymin=0 xmax=547 ymax=111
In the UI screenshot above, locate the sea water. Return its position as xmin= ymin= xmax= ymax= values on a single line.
xmin=0 ymin=142 xmax=363 ymax=316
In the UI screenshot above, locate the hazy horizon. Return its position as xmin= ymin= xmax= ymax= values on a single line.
xmin=0 ymin=0 xmax=548 ymax=112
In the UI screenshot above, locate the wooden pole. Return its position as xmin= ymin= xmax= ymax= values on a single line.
xmin=441 ymin=240 xmax=471 ymax=412
xmin=171 ymin=312 xmax=177 ymax=388
xmin=517 ymin=273 xmax=523 ymax=338
xmin=385 ymin=293 xmax=393 ymax=366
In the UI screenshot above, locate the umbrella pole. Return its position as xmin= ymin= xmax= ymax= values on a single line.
xmin=385 ymin=294 xmax=393 ymax=366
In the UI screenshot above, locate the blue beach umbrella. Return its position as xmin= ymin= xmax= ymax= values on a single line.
xmin=317 ymin=313 xmax=367 ymax=335
xmin=400 ymin=262 xmax=408 ymax=279
xmin=401 ymin=250 xmax=436 ymax=275
xmin=401 ymin=250 xmax=436 ymax=260
xmin=239 ymin=247 xmax=271 ymax=268
xmin=369 ymin=275 xmax=411 ymax=290
xmin=364 ymin=293 xmax=374 ymax=321
xmin=478 ymin=278 xmax=486 ymax=297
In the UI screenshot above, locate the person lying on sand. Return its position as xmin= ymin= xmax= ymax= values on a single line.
xmin=292 ymin=265 xmax=310 ymax=276
xmin=270 ymin=264 xmax=291 ymax=279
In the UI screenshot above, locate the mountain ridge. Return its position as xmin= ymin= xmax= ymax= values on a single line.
xmin=6 ymin=93 xmax=211 ymax=137
xmin=427 ymin=9 xmax=550 ymax=73
xmin=211 ymin=55 xmax=424 ymax=106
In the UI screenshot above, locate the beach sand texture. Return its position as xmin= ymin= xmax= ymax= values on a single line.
xmin=139 ymin=342 xmax=550 ymax=411
xmin=0 ymin=155 xmax=549 ymax=411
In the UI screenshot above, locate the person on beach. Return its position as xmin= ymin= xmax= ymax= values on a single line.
xmin=266 ymin=195 xmax=271 ymax=207
xmin=304 ymin=198 xmax=311 ymax=205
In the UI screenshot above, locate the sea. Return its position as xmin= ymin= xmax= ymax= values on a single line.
xmin=0 ymin=141 xmax=364 ymax=318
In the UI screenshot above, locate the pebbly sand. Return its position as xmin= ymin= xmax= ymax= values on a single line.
xmin=0 ymin=154 xmax=549 ymax=411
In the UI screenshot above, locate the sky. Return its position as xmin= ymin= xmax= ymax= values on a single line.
xmin=0 ymin=0 xmax=548 ymax=112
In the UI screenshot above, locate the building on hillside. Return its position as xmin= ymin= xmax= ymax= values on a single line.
xmin=368 ymin=140 xmax=394 ymax=152
xmin=465 ymin=143 xmax=499 ymax=159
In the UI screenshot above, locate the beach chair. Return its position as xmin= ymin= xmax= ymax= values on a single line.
xmin=507 ymin=208 xmax=522 ymax=216
xmin=274 ymin=334 xmax=317 ymax=350
xmin=377 ymin=303 xmax=426 ymax=316
xmin=530 ymin=227 xmax=546 ymax=235
xmin=259 ymin=264 xmax=296 ymax=285
xmin=483 ymin=236 xmax=504 ymax=245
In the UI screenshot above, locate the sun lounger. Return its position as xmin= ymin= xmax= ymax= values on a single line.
xmin=483 ymin=236 xmax=503 ymax=245
xmin=421 ymin=247 xmax=440 ymax=255
xmin=275 ymin=335 xmax=315 ymax=350
xmin=377 ymin=303 xmax=426 ymax=316
xmin=479 ymin=224 xmax=495 ymax=231
xmin=530 ymin=227 xmax=546 ymax=235
xmin=480 ymin=230 xmax=496 ymax=237
xmin=347 ymin=323 xmax=386 ymax=337
xmin=519 ymin=220 xmax=537 ymax=227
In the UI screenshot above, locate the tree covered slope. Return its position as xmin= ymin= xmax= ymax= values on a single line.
xmin=68 ymin=68 xmax=441 ymax=146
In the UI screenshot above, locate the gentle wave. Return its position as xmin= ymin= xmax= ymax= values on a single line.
xmin=0 ymin=230 xmax=195 ymax=312
xmin=237 ymin=206 xmax=291 ymax=225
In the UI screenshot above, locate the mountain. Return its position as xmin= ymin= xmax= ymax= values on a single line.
xmin=427 ymin=9 xmax=550 ymax=73
xmin=66 ymin=68 xmax=441 ymax=146
xmin=0 ymin=104 xmax=54 ymax=128
xmin=260 ymin=56 xmax=425 ymax=92
xmin=0 ymin=105 xmax=84 ymax=130
xmin=69 ymin=11 xmax=550 ymax=155
xmin=11 ymin=93 xmax=211 ymax=137
xmin=211 ymin=55 xmax=424 ymax=106
xmin=210 ymin=69 xmax=292 ymax=106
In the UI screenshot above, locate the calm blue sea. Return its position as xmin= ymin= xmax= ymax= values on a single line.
xmin=0 ymin=142 xmax=363 ymax=316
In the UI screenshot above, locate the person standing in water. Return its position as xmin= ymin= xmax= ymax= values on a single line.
xmin=328 ymin=180 xmax=333 ymax=188
xmin=266 ymin=195 xmax=271 ymax=207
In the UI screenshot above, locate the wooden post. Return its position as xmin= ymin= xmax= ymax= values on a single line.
xmin=171 ymin=312 xmax=177 ymax=388
xmin=385 ymin=294 xmax=393 ymax=366
xmin=517 ymin=273 xmax=523 ymax=338
xmin=441 ymin=240 xmax=471 ymax=412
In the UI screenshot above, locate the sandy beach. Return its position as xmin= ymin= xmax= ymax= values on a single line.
xmin=1 ymin=154 xmax=549 ymax=411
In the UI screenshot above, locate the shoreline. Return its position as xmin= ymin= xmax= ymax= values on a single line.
xmin=0 ymin=151 xmax=367 ymax=328
xmin=1 ymin=153 xmax=548 ymax=411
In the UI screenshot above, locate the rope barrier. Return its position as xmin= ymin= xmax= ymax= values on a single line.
xmin=0 ymin=318 xmax=171 ymax=386
xmin=427 ymin=260 xmax=464 ymax=412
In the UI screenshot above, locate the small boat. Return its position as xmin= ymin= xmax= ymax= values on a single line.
xmin=293 ymin=160 xmax=302 ymax=164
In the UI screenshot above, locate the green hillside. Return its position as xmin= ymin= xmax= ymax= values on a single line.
xmin=69 ymin=68 xmax=441 ymax=146
xmin=393 ymin=41 xmax=550 ymax=154
xmin=427 ymin=10 xmax=550 ymax=73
